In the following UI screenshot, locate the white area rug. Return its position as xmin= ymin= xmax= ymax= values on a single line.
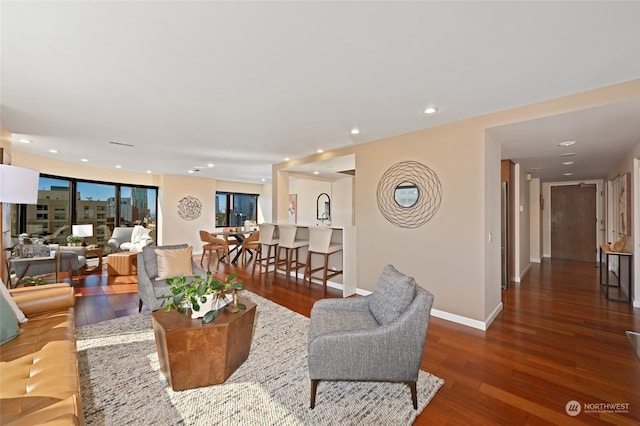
xmin=77 ymin=291 xmax=443 ymax=425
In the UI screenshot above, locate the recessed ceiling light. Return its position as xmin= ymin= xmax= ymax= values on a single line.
xmin=207 ymin=163 xmax=214 ymax=168
xmin=564 ymin=172 xmax=573 ymax=176
xmin=423 ymin=106 xmax=439 ymax=114
xmin=146 ymin=170 xmax=152 ymax=174
xmin=557 ymin=141 xmax=576 ymax=147
xmin=313 ymin=171 xmax=319 ymax=175
xmin=562 ymin=161 xmax=574 ymax=166
xmin=115 ymin=165 xmax=122 ymax=169
xmin=284 ymin=157 xmax=290 ymax=161
xmin=317 ymin=149 xmax=324 ymax=154
xmin=560 ymin=152 xmax=576 ymax=157
xmin=188 ymin=170 xmax=195 ymax=174
xmin=80 ymin=158 xmax=89 ymax=162
xmin=531 ymin=167 xmax=543 ymax=171
xmin=48 ymin=149 xmax=58 ymax=154
xmin=261 ymin=178 xmax=266 ymax=182
xmin=19 ymin=139 xmax=32 ymax=144
xmin=350 ymin=128 xmax=360 ymax=135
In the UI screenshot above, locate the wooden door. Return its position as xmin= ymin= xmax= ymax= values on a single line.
xmin=551 ymin=184 xmax=596 ymax=262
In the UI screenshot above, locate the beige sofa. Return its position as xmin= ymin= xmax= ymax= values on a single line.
xmin=0 ymin=284 xmax=84 ymax=425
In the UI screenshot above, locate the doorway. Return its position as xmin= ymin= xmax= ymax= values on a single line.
xmin=550 ymin=184 xmax=597 ymax=262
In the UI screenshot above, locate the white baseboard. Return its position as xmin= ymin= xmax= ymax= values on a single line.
xmin=244 ymin=267 xmax=505 ymax=330
xmin=431 ymin=302 xmax=503 ymax=331
xmin=634 ymin=299 xmax=640 ymax=308
xmin=514 ymin=263 xmax=531 ymax=283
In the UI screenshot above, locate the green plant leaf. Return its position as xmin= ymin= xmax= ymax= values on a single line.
xmin=231 ymin=282 xmax=244 ymax=290
xmin=163 ymin=305 xmax=171 ymax=312
xmin=202 ymin=309 xmax=219 ymax=324
xmin=226 ymin=273 xmax=238 ymax=283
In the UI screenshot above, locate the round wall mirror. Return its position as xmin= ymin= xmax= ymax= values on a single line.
xmin=394 ymin=182 xmax=419 ymax=208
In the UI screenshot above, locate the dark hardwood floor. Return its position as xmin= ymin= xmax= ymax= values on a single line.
xmin=67 ymin=257 xmax=639 ymax=425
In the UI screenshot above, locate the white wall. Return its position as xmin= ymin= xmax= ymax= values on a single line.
xmin=484 ymin=131 xmax=503 ymax=328
xmin=288 ymin=176 xmax=353 ymax=227
xmin=514 ymin=163 xmax=531 ymax=281
xmin=609 ymin=139 xmax=640 ymax=307
xmin=529 ymin=178 xmax=542 ymax=263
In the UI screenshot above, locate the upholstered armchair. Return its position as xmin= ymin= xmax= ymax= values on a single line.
xmin=308 ymin=264 xmax=434 ymax=409
xmin=10 ymin=247 xmax=87 ymax=285
xmin=108 ymin=225 xmax=153 ymax=253
xmin=137 ymin=244 xmax=207 ymax=312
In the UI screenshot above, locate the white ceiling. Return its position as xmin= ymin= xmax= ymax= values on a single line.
xmin=2 ymin=1 xmax=639 ymax=184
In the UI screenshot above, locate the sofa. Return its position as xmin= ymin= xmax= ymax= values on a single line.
xmin=0 ymin=283 xmax=84 ymax=425
xmin=137 ymin=244 xmax=207 ymax=312
xmin=108 ymin=226 xmax=153 ymax=253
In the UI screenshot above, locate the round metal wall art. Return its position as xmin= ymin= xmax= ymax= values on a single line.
xmin=376 ymin=160 xmax=442 ymax=228
xmin=177 ymin=196 xmax=202 ymax=221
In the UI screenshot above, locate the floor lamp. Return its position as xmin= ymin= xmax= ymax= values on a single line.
xmin=0 ymin=164 xmax=40 ymax=285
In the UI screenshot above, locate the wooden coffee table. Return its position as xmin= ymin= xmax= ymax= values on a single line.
xmin=107 ymin=251 xmax=137 ymax=276
xmin=151 ymin=298 xmax=256 ymax=391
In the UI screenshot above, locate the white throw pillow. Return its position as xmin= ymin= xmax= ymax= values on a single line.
xmin=0 ymin=279 xmax=28 ymax=323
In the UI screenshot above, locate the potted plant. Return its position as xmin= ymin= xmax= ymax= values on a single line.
xmin=163 ymin=272 xmax=245 ymax=324
xmin=19 ymin=276 xmax=49 ymax=286
xmin=66 ymin=235 xmax=83 ymax=246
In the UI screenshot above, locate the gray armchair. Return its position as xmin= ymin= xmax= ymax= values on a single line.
xmin=137 ymin=244 xmax=207 ymax=312
xmin=308 ymin=264 xmax=434 ymax=409
xmin=10 ymin=247 xmax=87 ymax=285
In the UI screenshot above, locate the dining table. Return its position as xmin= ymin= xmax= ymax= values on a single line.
xmin=210 ymin=229 xmax=256 ymax=264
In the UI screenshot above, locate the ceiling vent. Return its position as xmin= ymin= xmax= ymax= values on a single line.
xmin=109 ymin=141 xmax=134 ymax=148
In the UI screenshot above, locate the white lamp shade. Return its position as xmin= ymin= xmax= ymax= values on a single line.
xmin=0 ymin=164 xmax=40 ymax=204
xmin=72 ymin=224 xmax=94 ymax=237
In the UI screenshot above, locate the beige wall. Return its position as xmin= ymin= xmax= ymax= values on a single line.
xmin=274 ymin=79 xmax=640 ymax=327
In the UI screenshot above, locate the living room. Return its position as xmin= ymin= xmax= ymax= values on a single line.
xmin=2 ymin=2 xmax=639 ymax=424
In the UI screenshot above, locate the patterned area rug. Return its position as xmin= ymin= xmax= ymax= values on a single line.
xmin=77 ymin=291 xmax=444 ymax=425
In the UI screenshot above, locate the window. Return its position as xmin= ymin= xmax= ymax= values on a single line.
xmin=13 ymin=175 xmax=158 ymax=252
xmin=215 ymin=192 xmax=258 ymax=227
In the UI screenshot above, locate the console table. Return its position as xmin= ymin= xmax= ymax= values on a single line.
xmin=599 ymin=244 xmax=633 ymax=303
xmin=5 ymin=254 xmax=60 ymax=288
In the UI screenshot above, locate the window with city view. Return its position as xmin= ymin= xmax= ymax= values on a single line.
xmin=215 ymin=192 xmax=258 ymax=227
xmin=12 ymin=175 xmax=158 ymax=253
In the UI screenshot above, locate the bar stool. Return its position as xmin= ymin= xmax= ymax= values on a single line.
xmin=304 ymin=227 xmax=343 ymax=288
xmin=252 ymin=224 xmax=279 ymax=274
xmin=274 ymin=225 xmax=309 ymax=279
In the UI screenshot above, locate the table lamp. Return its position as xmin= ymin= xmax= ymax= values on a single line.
xmin=72 ymin=224 xmax=94 ymax=246
xmin=0 ymin=164 xmax=40 ymax=282
xmin=0 ymin=164 xmax=40 ymax=204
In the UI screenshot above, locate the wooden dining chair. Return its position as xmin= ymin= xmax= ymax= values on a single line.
xmin=223 ymin=227 xmax=241 ymax=251
xmin=199 ymin=230 xmax=229 ymax=271
xmin=241 ymin=230 xmax=260 ymax=265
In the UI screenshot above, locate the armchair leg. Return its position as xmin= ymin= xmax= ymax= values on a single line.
xmin=138 ymin=298 xmax=143 ymax=313
xmin=310 ymin=379 xmax=320 ymax=409
xmin=405 ymin=381 xmax=417 ymax=409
